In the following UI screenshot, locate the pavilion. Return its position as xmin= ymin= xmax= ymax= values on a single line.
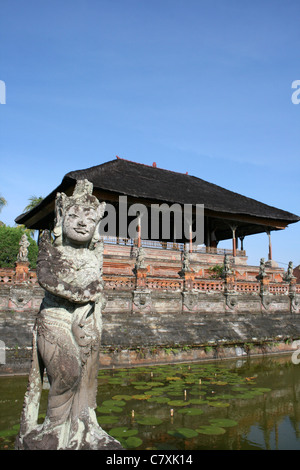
xmin=15 ymin=157 xmax=300 ymax=260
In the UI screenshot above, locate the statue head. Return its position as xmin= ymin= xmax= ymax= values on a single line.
xmin=53 ymin=180 xmax=106 ymax=248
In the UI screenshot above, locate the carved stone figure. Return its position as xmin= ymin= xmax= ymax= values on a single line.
xmin=284 ymin=261 xmax=296 ymax=282
xmin=222 ymin=254 xmax=232 ymax=277
xmin=256 ymin=257 xmax=267 ymax=280
xmin=16 ymin=180 xmax=123 ymax=450
xmin=17 ymin=233 xmax=30 ymax=262
xmin=181 ymin=244 xmax=191 ymax=272
xmin=135 ymin=245 xmax=146 ymax=270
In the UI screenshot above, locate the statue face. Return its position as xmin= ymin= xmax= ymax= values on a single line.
xmin=63 ymin=205 xmax=98 ymax=246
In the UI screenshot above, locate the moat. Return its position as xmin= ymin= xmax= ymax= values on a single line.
xmin=1 ymin=353 xmax=300 ymax=450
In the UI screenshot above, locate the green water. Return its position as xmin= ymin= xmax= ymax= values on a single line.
xmin=1 ymin=354 xmax=300 ymax=450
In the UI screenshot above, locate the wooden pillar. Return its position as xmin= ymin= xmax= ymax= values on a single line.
xmin=239 ymin=236 xmax=245 ymax=251
xmin=137 ymin=213 xmax=141 ymax=248
xmin=232 ymin=226 xmax=237 ymax=257
xmin=266 ymin=230 xmax=272 ymax=261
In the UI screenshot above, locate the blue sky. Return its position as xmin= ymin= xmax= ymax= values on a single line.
xmin=0 ymin=0 xmax=299 ymax=267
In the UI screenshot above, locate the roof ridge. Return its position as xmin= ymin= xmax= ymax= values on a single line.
xmin=115 ymin=155 xmax=191 ymax=177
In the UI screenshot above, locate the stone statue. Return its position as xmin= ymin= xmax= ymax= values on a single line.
xmin=17 ymin=233 xmax=30 ymax=262
xmin=256 ymin=257 xmax=267 ymax=280
xmin=283 ymin=261 xmax=295 ymax=282
xmin=222 ymin=254 xmax=232 ymax=277
xmin=135 ymin=245 xmax=146 ymax=270
xmin=16 ymin=180 xmax=123 ymax=450
xmin=182 ymin=244 xmax=191 ymax=272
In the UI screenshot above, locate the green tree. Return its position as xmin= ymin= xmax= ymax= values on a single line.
xmin=0 ymin=225 xmax=38 ymax=268
xmin=0 ymin=195 xmax=7 ymax=213
xmin=20 ymin=195 xmax=44 ymax=238
xmin=23 ymin=196 xmax=43 ymax=212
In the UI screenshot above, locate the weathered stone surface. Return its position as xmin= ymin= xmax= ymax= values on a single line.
xmin=15 ymin=180 xmax=122 ymax=450
xmin=101 ymin=310 xmax=300 ymax=348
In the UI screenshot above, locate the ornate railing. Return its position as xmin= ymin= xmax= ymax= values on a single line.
xmin=268 ymin=283 xmax=289 ymax=294
xmin=234 ymin=282 xmax=260 ymax=293
xmin=146 ymin=278 xmax=183 ymax=291
xmin=0 ymin=269 xmax=15 ymax=284
xmin=102 ymin=236 xmax=245 ymax=256
xmin=104 ymin=276 xmax=135 ymax=290
xmin=193 ymin=280 xmax=224 ymax=291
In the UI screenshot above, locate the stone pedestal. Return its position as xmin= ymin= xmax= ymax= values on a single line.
xmin=223 ymin=273 xmax=237 ymax=310
xmin=15 ymin=261 xmax=30 ymax=283
xmin=182 ymin=270 xmax=195 ymax=291
xmin=259 ymin=277 xmax=270 ymax=310
xmin=133 ymin=266 xmax=151 ymax=311
xmin=135 ymin=267 xmax=149 ymax=290
xmin=289 ymin=278 xmax=299 ymax=313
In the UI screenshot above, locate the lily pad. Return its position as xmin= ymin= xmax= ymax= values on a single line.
xmin=168 ymin=427 xmax=198 ymax=438
xmin=97 ymin=405 xmax=123 ymax=414
xmin=147 ymin=389 xmax=163 ymax=396
xmin=190 ymin=389 xmax=207 ymax=395
xmin=189 ymin=398 xmax=207 ymax=405
xmin=167 ymin=391 xmax=184 ymax=397
xmin=149 ymin=382 xmax=165 ymax=387
xmin=209 ymin=418 xmax=238 ymax=428
xmin=136 ymin=417 xmax=163 ymax=426
xmin=207 ymin=401 xmax=230 ymax=407
xmin=217 ymin=394 xmax=235 ymax=400
xmin=102 ymin=399 xmax=126 ymax=407
xmin=108 ymin=378 xmax=123 ymax=384
xmin=124 ymin=436 xmax=143 ymax=448
xmin=112 ymin=395 xmax=133 ymax=401
xmin=167 ymin=400 xmax=190 ymax=407
xmin=132 ymin=394 xmax=152 ymax=400
xmin=97 ymin=415 xmax=119 ymax=425
xmin=109 ymin=427 xmax=138 ymax=438
xmin=196 ymin=425 xmax=226 ymax=435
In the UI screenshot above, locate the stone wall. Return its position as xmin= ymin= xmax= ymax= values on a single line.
xmin=1 ymin=242 xmax=300 ymax=373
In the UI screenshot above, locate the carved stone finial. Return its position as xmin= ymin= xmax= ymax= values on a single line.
xmin=16 ymin=180 xmax=122 ymax=450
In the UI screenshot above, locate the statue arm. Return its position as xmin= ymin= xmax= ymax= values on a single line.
xmin=37 ymin=232 xmax=102 ymax=304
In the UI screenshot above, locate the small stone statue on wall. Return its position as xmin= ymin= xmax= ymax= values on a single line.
xmin=283 ymin=261 xmax=295 ymax=282
xmin=17 ymin=233 xmax=30 ymax=262
xmin=256 ymin=257 xmax=267 ymax=280
xmin=182 ymin=244 xmax=191 ymax=272
xmin=16 ymin=180 xmax=123 ymax=450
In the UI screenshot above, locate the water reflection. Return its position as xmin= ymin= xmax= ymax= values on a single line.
xmin=1 ymin=354 xmax=300 ymax=450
